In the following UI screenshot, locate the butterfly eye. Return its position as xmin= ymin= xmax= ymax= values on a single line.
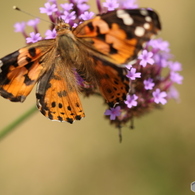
xmin=55 ymin=23 xmax=71 ymax=32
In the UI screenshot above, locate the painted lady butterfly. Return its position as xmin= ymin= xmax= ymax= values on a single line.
xmin=0 ymin=9 xmax=161 ymax=123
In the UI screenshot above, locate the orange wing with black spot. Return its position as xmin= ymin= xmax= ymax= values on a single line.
xmin=74 ymin=9 xmax=161 ymax=105
xmin=36 ymin=63 xmax=85 ymax=123
xmin=74 ymin=9 xmax=161 ymax=65
xmin=0 ymin=40 xmax=54 ymax=102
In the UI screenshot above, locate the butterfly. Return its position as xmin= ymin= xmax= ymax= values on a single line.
xmin=0 ymin=8 xmax=161 ymax=123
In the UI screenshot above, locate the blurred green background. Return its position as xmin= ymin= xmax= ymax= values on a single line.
xmin=0 ymin=0 xmax=195 ymax=195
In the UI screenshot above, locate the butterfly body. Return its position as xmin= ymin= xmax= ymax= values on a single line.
xmin=0 ymin=9 xmax=161 ymax=123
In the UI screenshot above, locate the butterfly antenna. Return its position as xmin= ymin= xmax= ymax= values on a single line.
xmin=13 ymin=6 xmax=55 ymax=25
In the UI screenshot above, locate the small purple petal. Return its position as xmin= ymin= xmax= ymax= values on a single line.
xmin=169 ymin=61 xmax=182 ymax=72
xmin=144 ymin=78 xmax=155 ymax=90
xmin=104 ymin=106 xmax=121 ymax=120
xmin=167 ymin=86 xmax=180 ymax=102
xmin=120 ymin=0 xmax=138 ymax=9
xmin=138 ymin=50 xmax=154 ymax=67
xmin=125 ymin=64 xmax=132 ymax=70
xmin=153 ymin=52 xmax=170 ymax=68
xmin=77 ymin=3 xmax=90 ymax=12
xmin=152 ymin=88 xmax=167 ymax=105
xmin=26 ymin=32 xmax=42 ymax=43
xmin=126 ymin=68 xmax=141 ymax=80
xmin=72 ymin=23 xmax=78 ymax=28
xmin=60 ymin=3 xmax=73 ymax=11
xmin=14 ymin=22 xmax=26 ymax=32
xmin=27 ymin=18 xmax=40 ymax=27
xmin=147 ymin=39 xmax=170 ymax=52
xmin=170 ymin=72 xmax=183 ymax=84
xmin=124 ymin=94 xmax=138 ymax=108
xmin=80 ymin=11 xmax=95 ymax=20
xmin=103 ymin=0 xmax=119 ymax=11
xmin=45 ymin=29 xmax=57 ymax=39
xmin=39 ymin=2 xmax=58 ymax=16
xmin=61 ymin=11 xmax=76 ymax=23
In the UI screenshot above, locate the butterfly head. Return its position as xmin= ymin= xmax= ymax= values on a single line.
xmin=55 ymin=18 xmax=71 ymax=33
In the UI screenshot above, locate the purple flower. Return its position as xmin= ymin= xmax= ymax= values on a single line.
xmin=170 ymin=72 xmax=183 ymax=84
xmin=40 ymin=2 xmax=58 ymax=16
xmin=144 ymin=78 xmax=155 ymax=90
xmin=26 ymin=32 xmax=42 ymax=43
xmin=167 ymin=86 xmax=180 ymax=102
xmin=121 ymin=0 xmax=138 ymax=9
xmin=60 ymin=3 xmax=73 ymax=11
xmin=48 ymin=0 xmax=57 ymax=3
xmin=27 ymin=18 xmax=40 ymax=27
xmin=147 ymin=39 xmax=170 ymax=52
xmin=61 ymin=11 xmax=76 ymax=23
xmin=72 ymin=23 xmax=78 ymax=28
xmin=125 ymin=63 xmax=132 ymax=70
xmin=27 ymin=18 xmax=40 ymax=34
xmin=152 ymin=89 xmax=167 ymax=105
xmin=138 ymin=49 xmax=154 ymax=67
xmin=124 ymin=94 xmax=138 ymax=108
xmin=104 ymin=106 xmax=121 ymax=120
xmin=103 ymin=0 xmax=119 ymax=11
xmin=153 ymin=52 xmax=170 ymax=68
xmin=80 ymin=11 xmax=95 ymax=20
xmin=169 ymin=61 xmax=182 ymax=72
xmin=72 ymin=0 xmax=87 ymax=3
xmin=77 ymin=3 xmax=90 ymax=12
xmin=45 ymin=29 xmax=57 ymax=39
xmin=126 ymin=68 xmax=141 ymax=80
xmin=14 ymin=22 xmax=26 ymax=32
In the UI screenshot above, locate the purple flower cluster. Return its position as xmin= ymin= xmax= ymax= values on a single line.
xmin=14 ymin=0 xmax=183 ymax=129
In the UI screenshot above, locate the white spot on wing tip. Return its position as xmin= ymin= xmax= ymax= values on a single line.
xmin=144 ymin=23 xmax=150 ymax=29
xmin=0 ymin=60 xmax=3 ymax=66
xmin=134 ymin=26 xmax=145 ymax=37
xmin=0 ymin=60 xmax=3 ymax=73
xmin=140 ymin=9 xmax=148 ymax=16
xmin=117 ymin=9 xmax=134 ymax=25
xmin=145 ymin=16 xmax=152 ymax=22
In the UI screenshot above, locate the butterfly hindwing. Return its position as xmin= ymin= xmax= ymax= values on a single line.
xmin=36 ymin=63 xmax=85 ymax=123
xmin=74 ymin=9 xmax=161 ymax=65
xmin=95 ymin=60 xmax=129 ymax=107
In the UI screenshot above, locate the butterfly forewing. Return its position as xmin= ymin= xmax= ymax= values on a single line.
xmin=74 ymin=9 xmax=161 ymax=65
xmin=0 ymin=40 xmax=55 ymax=102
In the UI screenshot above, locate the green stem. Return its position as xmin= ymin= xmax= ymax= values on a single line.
xmin=0 ymin=106 xmax=37 ymax=141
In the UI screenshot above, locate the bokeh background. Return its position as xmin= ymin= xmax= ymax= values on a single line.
xmin=0 ymin=0 xmax=194 ymax=194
